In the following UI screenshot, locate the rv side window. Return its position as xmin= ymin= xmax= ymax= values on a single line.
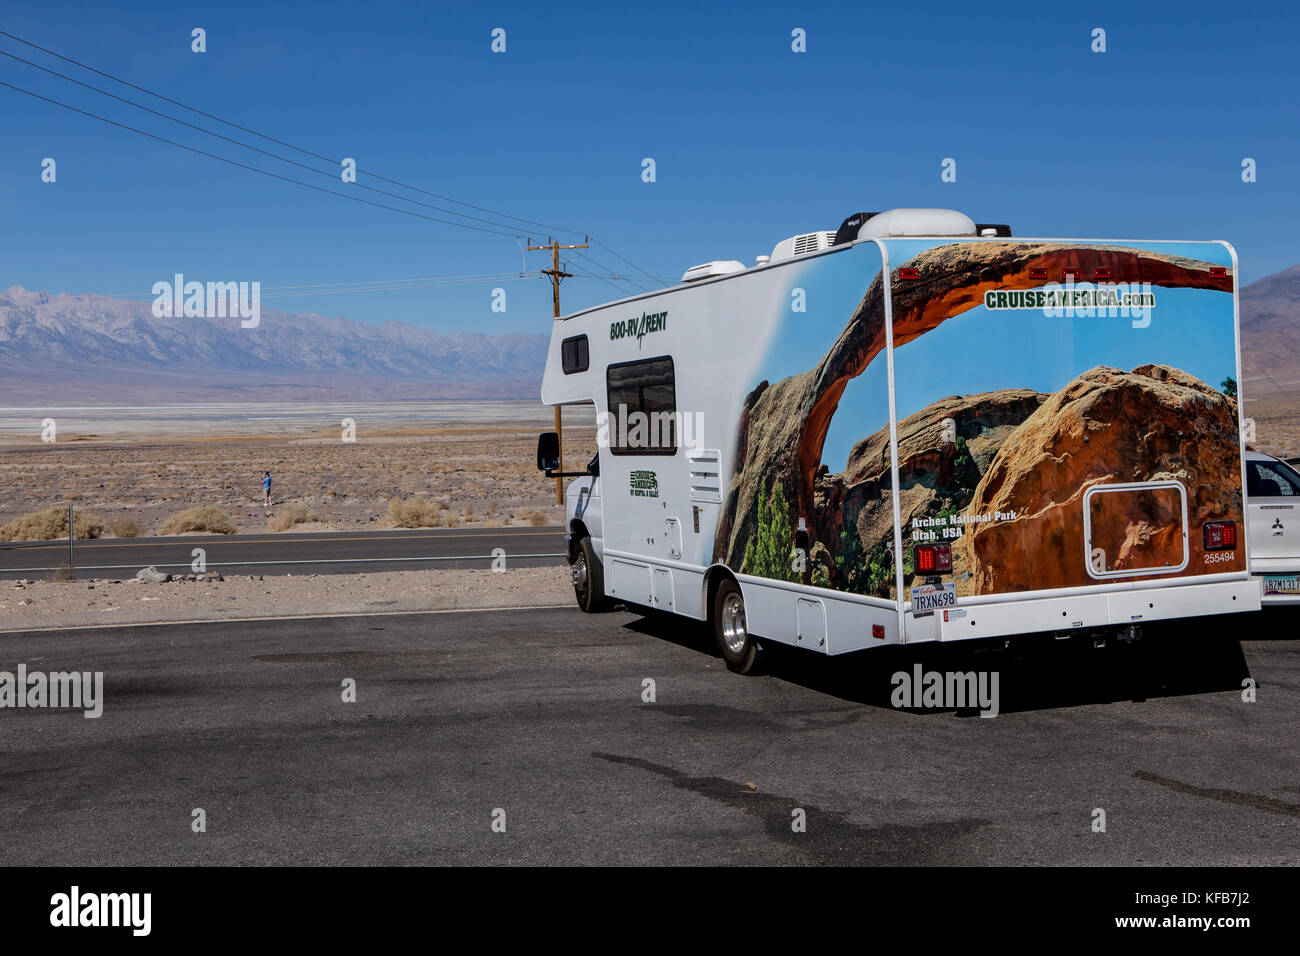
xmin=561 ymin=335 xmax=589 ymax=374
xmin=606 ymin=356 xmax=677 ymax=456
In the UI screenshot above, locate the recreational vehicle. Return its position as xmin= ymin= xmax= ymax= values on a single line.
xmin=537 ymin=208 xmax=1260 ymax=672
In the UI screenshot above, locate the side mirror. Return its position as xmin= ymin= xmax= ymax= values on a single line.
xmin=536 ymin=431 xmax=560 ymax=472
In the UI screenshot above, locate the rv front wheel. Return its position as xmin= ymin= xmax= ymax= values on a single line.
xmin=713 ymin=579 xmax=763 ymax=674
xmin=572 ymin=536 xmax=607 ymax=613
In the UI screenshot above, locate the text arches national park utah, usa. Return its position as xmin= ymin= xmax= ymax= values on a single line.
xmin=714 ymin=236 xmax=1243 ymax=605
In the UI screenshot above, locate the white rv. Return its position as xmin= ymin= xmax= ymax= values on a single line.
xmin=538 ymin=209 xmax=1261 ymax=672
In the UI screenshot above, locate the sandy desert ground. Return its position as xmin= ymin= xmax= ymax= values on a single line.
xmin=1 ymin=567 xmax=574 ymax=631
xmin=1243 ymin=396 xmax=1300 ymax=460
xmin=0 ymin=403 xmax=597 ymax=536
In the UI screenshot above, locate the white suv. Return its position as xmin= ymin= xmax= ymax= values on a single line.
xmin=1246 ymin=451 xmax=1300 ymax=604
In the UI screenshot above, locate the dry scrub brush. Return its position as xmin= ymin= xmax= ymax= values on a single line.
xmin=159 ymin=506 xmax=237 ymax=535
xmin=2 ymin=506 xmax=105 ymax=541
xmin=268 ymin=505 xmax=320 ymax=532
xmin=387 ymin=497 xmax=459 ymax=528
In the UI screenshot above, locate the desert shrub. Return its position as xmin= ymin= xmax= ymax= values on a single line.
xmin=159 ymin=506 xmax=237 ymax=535
xmin=741 ymin=480 xmax=799 ymax=583
xmin=110 ymin=518 xmax=142 ymax=538
xmin=1 ymin=506 xmax=105 ymax=541
xmin=521 ymin=510 xmax=549 ymax=527
xmin=387 ymin=497 xmax=449 ymax=528
xmin=268 ymin=505 xmax=320 ymax=532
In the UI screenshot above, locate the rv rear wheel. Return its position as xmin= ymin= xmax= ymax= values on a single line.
xmin=572 ymin=536 xmax=607 ymax=613
xmin=713 ymin=579 xmax=763 ymax=674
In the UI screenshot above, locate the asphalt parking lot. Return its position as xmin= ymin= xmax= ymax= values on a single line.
xmin=0 ymin=606 xmax=1296 ymax=865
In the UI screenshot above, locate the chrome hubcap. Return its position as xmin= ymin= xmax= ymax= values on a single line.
xmin=721 ymin=592 xmax=747 ymax=655
xmin=571 ymin=554 xmax=588 ymax=592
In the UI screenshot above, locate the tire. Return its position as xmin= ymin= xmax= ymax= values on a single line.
xmin=713 ymin=578 xmax=763 ymax=674
xmin=571 ymin=536 xmax=607 ymax=613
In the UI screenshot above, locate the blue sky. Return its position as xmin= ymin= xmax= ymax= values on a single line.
xmin=2 ymin=0 xmax=1297 ymax=334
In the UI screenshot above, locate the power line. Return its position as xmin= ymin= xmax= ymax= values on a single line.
xmin=0 ymin=78 xmax=521 ymax=237
xmin=575 ymin=253 xmax=676 ymax=289
xmin=0 ymin=28 xmax=667 ymax=288
xmin=0 ymin=47 xmax=537 ymax=234
xmin=574 ymin=251 xmax=653 ymax=292
xmin=590 ymin=238 xmax=665 ymax=286
xmin=0 ymin=28 xmax=586 ymax=237
xmin=569 ymin=269 xmax=629 ymax=296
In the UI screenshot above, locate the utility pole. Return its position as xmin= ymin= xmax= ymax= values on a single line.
xmin=527 ymin=236 xmax=588 ymax=504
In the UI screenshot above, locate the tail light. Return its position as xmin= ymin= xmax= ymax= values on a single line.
xmin=1094 ymin=267 xmax=1112 ymax=279
xmin=1029 ymin=267 xmax=1049 ymax=279
xmin=1063 ymin=267 xmax=1084 ymax=280
xmin=898 ymin=267 xmax=920 ymax=280
xmin=1203 ymin=521 xmax=1237 ymax=551
xmin=914 ymin=542 xmax=952 ymax=573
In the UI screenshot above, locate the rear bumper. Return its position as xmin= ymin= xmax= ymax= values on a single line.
xmin=932 ymin=578 xmax=1261 ymax=642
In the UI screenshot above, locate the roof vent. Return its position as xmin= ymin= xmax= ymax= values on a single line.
xmin=681 ymin=260 xmax=746 ymax=283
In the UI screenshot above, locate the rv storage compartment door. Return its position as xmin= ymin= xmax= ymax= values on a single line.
xmin=1083 ymin=481 xmax=1189 ymax=580
xmin=653 ymin=568 xmax=674 ymax=611
xmin=795 ymin=599 xmax=826 ymax=649
xmin=609 ymin=558 xmax=653 ymax=605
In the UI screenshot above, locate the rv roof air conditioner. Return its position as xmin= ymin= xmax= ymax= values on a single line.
xmin=829 ymin=209 xmax=1011 ymax=244
xmin=681 ymin=260 xmax=747 ymax=283
xmin=768 ymin=231 xmax=837 ymax=263
xmin=856 ymin=208 xmax=977 ymax=239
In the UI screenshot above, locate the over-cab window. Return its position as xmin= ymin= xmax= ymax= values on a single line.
xmin=561 ymin=334 xmax=589 ymax=374
xmin=606 ymin=356 xmax=676 ymax=456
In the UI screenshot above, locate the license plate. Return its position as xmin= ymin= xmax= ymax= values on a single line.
xmin=911 ymin=582 xmax=956 ymax=615
xmin=1263 ymin=575 xmax=1300 ymax=595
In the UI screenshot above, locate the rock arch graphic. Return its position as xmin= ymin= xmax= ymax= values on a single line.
xmin=713 ymin=242 xmax=1232 ymax=568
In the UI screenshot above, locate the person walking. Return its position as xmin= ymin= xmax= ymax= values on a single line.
xmin=262 ymin=471 xmax=272 ymax=509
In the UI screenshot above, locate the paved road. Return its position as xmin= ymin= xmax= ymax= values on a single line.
xmin=0 ymin=607 xmax=1295 ymax=865
xmin=0 ymin=526 xmax=567 ymax=578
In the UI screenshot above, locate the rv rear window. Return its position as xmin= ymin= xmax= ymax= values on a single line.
xmin=606 ymin=356 xmax=676 ymax=456
xmin=561 ymin=335 xmax=589 ymax=374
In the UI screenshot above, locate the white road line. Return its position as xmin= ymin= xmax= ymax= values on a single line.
xmin=0 ymin=552 xmax=567 ymax=573
xmin=0 ymin=603 xmax=580 ymax=634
